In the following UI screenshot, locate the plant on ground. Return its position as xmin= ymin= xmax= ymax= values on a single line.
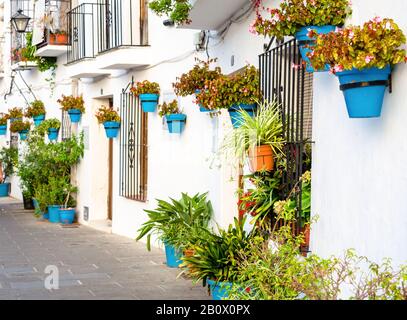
xmin=158 ymin=100 xmax=181 ymax=117
xmin=58 ymin=95 xmax=85 ymax=113
xmin=8 ymin=107 xmax=24 ymax=119
xmin=0 ymin=113 xmax=9 ymax=126
xmin=309 ymin=18 xmax=407 ymax=73
xmin=0 ymin=147 xmax=18 ymax=183
xmin=250 ymin=0 xmax=352 ymax=38
xmin=195 ymin=65 xmax=261 ymax=111
xmin=25 ymin=100 xmax=46 ymax=118
xmin=95 ymin=106 xmax=121 ymax=124
xmin=136 ymin=192 xmax=213 ymax=251
xmin=173 ymin=58 xmax=223 ymax=97
xmin=149 ymin=0 xmax=192 ymax=25
xmin=130 ymin=80 xmax=161 ymax=96
xmin=10 ymin=120 xmax=30 ymax=133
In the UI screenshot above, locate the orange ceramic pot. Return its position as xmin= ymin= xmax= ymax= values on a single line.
xmin=248 ymin=145 xmax=274 ymax=172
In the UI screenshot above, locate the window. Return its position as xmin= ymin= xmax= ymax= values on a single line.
xmin=119 ymin=80 xmax=148 ymax=201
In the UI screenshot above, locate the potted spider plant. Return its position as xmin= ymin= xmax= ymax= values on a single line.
xmin=95 ymin=105 xmax=121 ymax=139
xmin=0 ymin=113 xmax=9 ymax=135
xmin=8 ymin=107 xmax=24 ymax=123
xmin=41 ymin=118 xmax=61 ymax=141
xmin=59 ymin=187 xmax=77 ymax=225
xmin=58 ymin=95 xmax=85 ymax=123
xmin=310 ymin=18 xmax=406 ymax=118
xmin=221 ymin=100 xmax=284 ymax=173
xmin=10 ymin=120 xmax=31 ymax=141
xmin=130 ymin=80 xmax=161 ymax=113
xmin=173 ymin=58 xmax=223 ymax=112
xmin=250 ymin=0 xmax=352 ymax=72
xmin=25 ymin=100 xmax=46 ymax=126
xmin=158 ymin=100 xmax=186 ymax=134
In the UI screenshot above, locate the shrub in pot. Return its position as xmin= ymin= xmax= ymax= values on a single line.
xmin=158 ymin=100 xmax=186 ymax=134
xmin=25 ymin=100 xmax=46 ymax=126
xmin=58 ymin=95 xmax=85 ymax=123
xmin=196 ymin=65 xmax=261 ymax=128
xmin=136 ymin=193 xmax=213 ymax=268
xmin=49 ymin=30 xmax=68 ymax=45
xmin=8 ymin=107 xmax=24 ymax=123
xmin=130 ymin=80 xmax=161 ymax=113
xmin=173 ymin=58 xmax=223 ymax=112
xmin=95 ymin=105 xmax=121 ymax=139
xmin=40 ymin=118 xmax=61 ymax=141
xmin=310 ymin=18 xmax=407 ymax=118
xmin=250 ymin=0 xmax=352 ymax=72
xmin=0 ymin=147 xmax=18 ymax=197
xmin=10 ymin=120 xmax=31 ymax=140
xmin=149 ymin=0 xmax=192 ymax=25
xmin=221 ymin=99 xmax=284 ymax=173
xmin=0 ymin=113 xmax=9 ymax=135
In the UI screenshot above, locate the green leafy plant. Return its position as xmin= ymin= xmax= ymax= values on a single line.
xmin=130 ymin=80 xmax=161 ymax=96
xmin=57 ymin=95 xmax=85 ymax=113
xmin=158 ymin=100 xmax=181 ymax=117
xmin=0 ymin=147 xmax=18 ymax=183
xmin=149 ymin=0 xmax=192 ymax=25
xmin=173 ymin=58 xmax=223 ymax=97
xmin=10 ymin=120 xmax=30 ymax=133
xmin=0 ymin=113 xmax=9 ymax=126
xmin=136 ymin=192 xmax=213 ymax=251
xmin=196 ymin=65 xmax=261 ymax=111
xmin=8 ymin=107 xmax=24 ymax=119
xmin=250 ymin=0 xmax=352 ymax=38
xmin=21 ymin=32 xmax=57 ymax=72
xmin=309 ymin=18 xmax=407 ymax=72
xmin=25 ymin=100 xmax=46 ymax=118
xmin=95 ymin=106 xmax=121 ymax=124
xmin=40 ymin=118 xmax=61 ymax=130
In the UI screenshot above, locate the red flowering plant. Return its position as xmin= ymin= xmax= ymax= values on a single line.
xmin=250 ymin=0 xmax=352 ymax=38
xmin=309 ymin=18 xmax=407 ymax=73
xmin=58 ymin=95 xmax=85 ymax=113
xmin=173 ymin=58 xmax=223 ymax=97
xmin=130 ymin=80 xmax=160 ymax=96
xmin=195 ymin=65 xmax=261 ymax=111
xmin=158 ymin=99 xmax=181 ymax=117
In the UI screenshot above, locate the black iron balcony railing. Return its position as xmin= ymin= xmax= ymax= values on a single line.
xmin=67 ymin=0 xmax=148 ymax=64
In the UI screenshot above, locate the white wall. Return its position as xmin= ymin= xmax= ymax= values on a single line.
xmin=311 ymin=0 xmax=407 ymax=266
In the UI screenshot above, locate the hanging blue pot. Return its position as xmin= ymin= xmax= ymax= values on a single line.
xmin=139 ymin=93 xmax=159 ymax=113
xmin=59 ymin=208 xmax=76 ymax=225
xmin=207 ymin=280 xmax=233 ymax=300
xmin=33 ymin=114 xmax=46 ymax=127
xmin=165 ymin=114 xmax=187 ymax=134
xmin=295 ymin=25 xmax=336 ymax=72
xmin=164 ymin=243 xmax=183 ymax=268
xmin=68 ymin=109 xmax=82 ymax=123
xmin=228 ymin=103 xmax=257 ymax=128
xmin=0 ymin=125 xmax=7 ymax=135
xmin=0 ymin=183 xmax=10 ymax=197
xmin=336 ymin=66 xmax=391 ymax=118
xmin=103 ymin=121 xmax=120 ymax=138
xmin=48 ymin=205 xmax=61 ymax=223
xmin=195 ymin=89 xmax=212 ymax=112
xmin=47 ymin=128 xmax=59 ymax=141
xmin=19 ymin=129 xmax=29 ymax=141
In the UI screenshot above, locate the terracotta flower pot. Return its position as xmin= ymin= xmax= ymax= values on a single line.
xmin=248 ymin=145 xmax=274 ymax=173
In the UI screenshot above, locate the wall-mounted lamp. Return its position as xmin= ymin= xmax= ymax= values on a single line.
xmin=11 ymin=9 xmax=31 ymax=33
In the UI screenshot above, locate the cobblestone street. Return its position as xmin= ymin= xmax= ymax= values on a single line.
xmin=0 ymin=198 xmax=209 ymax=300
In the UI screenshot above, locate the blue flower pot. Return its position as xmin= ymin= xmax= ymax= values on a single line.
xmin=195 ymin=89 xmax=212 ymax=112
xmin=48 ymin=205 xmax=61 ymax=223
xmin=43 ymin=208 xmax=49 ymax=220
xmin=164 ymin=244 xmax=183 ymax=268
xmin=165 ymin=114 xmax=186 ymax=134
xmin=228 ymin=103 xmax=257 ymax=128
xmin=33 ymin=114 xmax=45 ymax=127
xmin=68 ymin=109 xmax=82 ymax=123
xmin=139 ymin=93 xmax=159 ymax=113
xmin=47 ymin=128 xmax=59 ymax=141
xmin=0 ymin=125 xmax=7 ymax=135
xmin=207 ymin=280 xmax=233 ymax=300
xmin=59 ymin=208 xmax=76 ymax=225
xmin=19 ymin=129 xmax=29 ymax=141
xmin=0 ymin=183 xmax=10 ymax=197
xmin=336 ymin=66 xmax=391 ymax=118
xmin=295 ymin=25 xmax=336 ymax=72
xmin=103 ymin=121 xmax=120 ymax=138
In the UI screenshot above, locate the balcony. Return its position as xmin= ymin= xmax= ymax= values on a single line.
xmin=66 ymin=0 xmax=149 ymax=73
xmin=179 ymin=0 xmax=252 ymax=30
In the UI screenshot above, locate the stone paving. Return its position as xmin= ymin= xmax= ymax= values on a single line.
xmin=0 ymin=198 xmax=209 ymax=300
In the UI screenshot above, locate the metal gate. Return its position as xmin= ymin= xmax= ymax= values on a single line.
xmin=259 ymin=38 xmax=313 ymax=238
